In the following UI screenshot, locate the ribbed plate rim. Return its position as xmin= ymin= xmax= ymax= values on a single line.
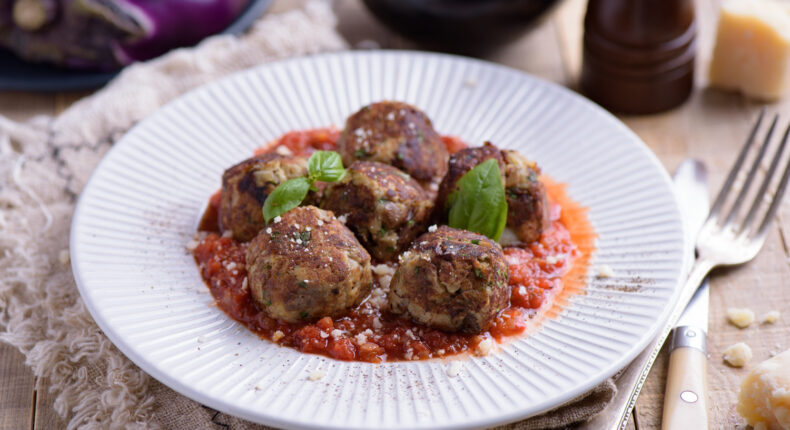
xmin=70 ymin=50 xmax=688 ymax=429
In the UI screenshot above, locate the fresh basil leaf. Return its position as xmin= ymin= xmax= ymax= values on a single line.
xmin=308 ymin=150 xmax=346 ymax=182
xmin=448 ymin=159 xmax=508 ymax=241
xmin=262 ymin=177 xmax=310 ymax=223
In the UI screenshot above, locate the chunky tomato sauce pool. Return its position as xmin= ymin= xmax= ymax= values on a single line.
xmin=193 ymin=128 xmax=594 ymax=363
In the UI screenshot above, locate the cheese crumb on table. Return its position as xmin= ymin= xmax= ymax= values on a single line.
xmin=728 ymin=307 xmax=756 ymax=328
xmin=737 ymin=348 xmax=790 ymax=430
xmin=724 ymin=342 xmax=753 ymax=367
xmin=762 ymin=310 xmax=781 ymax=324
xmin=709 ymin=0 xmax=790 ymax=101
xmin=308 ymin=369 xmax=326 ymax=381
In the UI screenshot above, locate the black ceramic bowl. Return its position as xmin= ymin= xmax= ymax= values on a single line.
xmin=362 ymin=0 xmax=561 ymax=53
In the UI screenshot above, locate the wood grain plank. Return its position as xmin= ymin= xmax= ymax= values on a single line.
xmin=0 ymin=92 xmax=54 ymax=122
xmin=33 ymin=378 xmax=63 ymax=430
xmin=54 ymin=92 xmax=91 ymax=115
xmin=0 ymin=344 xmax=34 ymax=430
xmin=0 ymin=89 xmax=55 ymax=430
xmin=334 ymin=0 xmax=413 ymax=50
xmin=551 ymin=0 xmax=585 ymax=89
xmin=485 ymin=16 xmax=569 ymax=86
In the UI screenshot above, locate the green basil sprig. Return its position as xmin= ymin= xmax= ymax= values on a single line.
xmin=262 ymin=151 xmax=346 ymax=223
xmin=448 ymin=159 xmax=508 ymax=241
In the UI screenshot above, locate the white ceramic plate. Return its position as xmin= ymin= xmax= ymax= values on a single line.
xmin=71 ymin=51 xmax=687 ymax=429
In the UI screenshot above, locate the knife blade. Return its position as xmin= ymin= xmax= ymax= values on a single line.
xmin=662 ymin=159 xmax=710 ymax=429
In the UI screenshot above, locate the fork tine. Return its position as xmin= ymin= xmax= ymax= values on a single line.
xmin=710 ymin=109 xmax=766 ymax=219
xmin=724 ymin=114 xmax=779 ymax=228
xmin=752 ymin=122 xmax=790 ymax=240
xmin=741 ymin=120 xmax=790 ymax=234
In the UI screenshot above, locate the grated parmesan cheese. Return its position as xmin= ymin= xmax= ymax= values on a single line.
xmin=58 ymin=249 xmax=70 ymax=264
xmin=597 ymin=265 xmax=615 ymax=278
xmin=446 ymin=361 xmax=463 ymax=377
xmin=475 ymin=338 xmax=493 ymax=356
xmin=728 ymin=307 xmax=756 ymax=328
xmin=761 ymin=310 xmax=781 ymax=324
xmin=272 ymin=330 xmax=284 ymax=342
xmin=724 ymin=342 xmax=753 ymax=367
xmin=275 ymin=145 xmax=293 ymax=156
xmin=308 ymin=369 xmax=326 ymax=381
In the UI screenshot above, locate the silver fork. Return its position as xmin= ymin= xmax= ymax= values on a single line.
xmin=584 ymin=110 xmax=790 ymax=430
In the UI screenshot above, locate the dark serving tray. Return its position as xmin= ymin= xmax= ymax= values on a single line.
xmin=0 ymin=0 xmax=272 ymax=92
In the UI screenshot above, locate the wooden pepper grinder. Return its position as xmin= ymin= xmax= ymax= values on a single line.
xmin=581 ymin=0 xmax=696 ymax=114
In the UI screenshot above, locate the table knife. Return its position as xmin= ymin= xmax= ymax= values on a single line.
xmin=662 ymin=160 xmax=710 ymax=429
xmin=577 ymin=159 xmax=709 ymax=430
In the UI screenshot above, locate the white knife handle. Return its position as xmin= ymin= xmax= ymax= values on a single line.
xmin=662 ymin=326 xmax=709 ymax=430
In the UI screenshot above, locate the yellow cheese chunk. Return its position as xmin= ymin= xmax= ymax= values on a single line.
xmin=738 ymin=349 xmax=790 ymax=430
xmin=709 ymin=0 xmax=790 ymax=100
xmin=728 ymin=307 xmax=756 ymax=328
xmin=725 ymin=342 xmax=754 ymax=367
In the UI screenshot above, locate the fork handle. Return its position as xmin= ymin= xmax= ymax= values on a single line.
xmin=578 ymin=258 xmax=715 ymax=430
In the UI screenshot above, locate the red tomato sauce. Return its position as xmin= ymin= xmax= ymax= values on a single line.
xmin=193 ymin=128 xmax=594 ymax=362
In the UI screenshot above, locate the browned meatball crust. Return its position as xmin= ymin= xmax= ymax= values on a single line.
xmin=502 ymin=150 xmax=550 ymax=244
xmin=320 ymin=161 xmax=433 ymax=261
xmin=220 ymin=153 xmax=307 ymax=241
xmin=388 ymin=226 xmax=510 ymax=334
xmin=433 ymin=142 xmax=550 ymax=244
xmin=337 ymin=101 xmax=449 ymax=186
xmin=433 ymin=142 xmax=505 ymax=223
xmin=245 ymin=206 xmax=373 ymax=323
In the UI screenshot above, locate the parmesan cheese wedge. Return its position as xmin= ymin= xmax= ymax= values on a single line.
xmin=709 ymin=0 xmax=790 ymax=100
xmin=737 ymin=349 xmax=790 ymax=430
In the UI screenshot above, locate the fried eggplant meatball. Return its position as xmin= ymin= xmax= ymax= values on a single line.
xmin=220 ymin=153 xmax=308 ymax=242
xmin=320 ymin=161 xmax=433 ymax=261
xmin=502 ymin=150 xmax=551 ymax=244
xmin=433 ymin=142 xmax=550 ymax=244
xmin=245 ymin=206 xmax=373 ymax=323
xmin=337 ymin=101 xmax=449 ymax=186
xmin=388 ymin=226 xmax=510 ymax=334
xmin=434 ymin=142 xmax=505 ymax=223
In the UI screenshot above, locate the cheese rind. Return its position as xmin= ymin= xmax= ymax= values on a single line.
xmin=709 ymin=0 xmax=790 ymax=100
xmin=737 ymin=349 xmax=790 ymax=430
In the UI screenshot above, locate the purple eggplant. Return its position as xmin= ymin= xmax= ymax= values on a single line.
xmin=0 ymin=0 xmax=250 ymax=70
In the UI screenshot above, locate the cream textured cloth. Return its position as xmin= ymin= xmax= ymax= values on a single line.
xmin=0 ymin=2 xmax=614 ymax=428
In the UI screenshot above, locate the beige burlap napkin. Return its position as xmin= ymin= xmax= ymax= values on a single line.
xmin=0 ymin=2 xmax=614 ymax=428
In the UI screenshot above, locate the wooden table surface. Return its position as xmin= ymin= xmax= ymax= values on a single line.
xmin=1 ymin=0 xmax=788 ymax=429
